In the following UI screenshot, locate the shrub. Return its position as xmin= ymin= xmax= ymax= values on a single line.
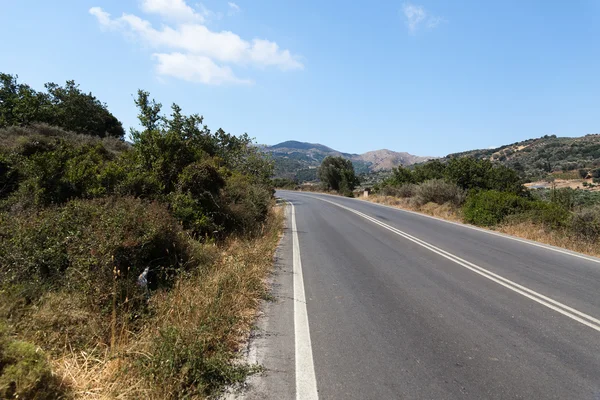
xmin=222 ymin=173 xmax=273 ymax=235
xmin=0 ymin=153 xmax=19 ymax=200
xmin=444 ymin=157 xmax=525 ymax=194
xmin=463 ymin=190 xmax=530 ymax=226
xmin=0 ymin=126 xmax=127 ymax=208
xmin=525 ymin=201 xmax=571 ymax=229
xmin=271 ymin=177 xmax=297 ymax=189
xmin=570 ymin=207 xmax=600 ymax=241
xmin=142 ymin=326 xmax=253 ymax=398
xmin=0 ymin=73 xmax=124 ymax=138
xmin=387 ymin=166 xmax=415 ymax=186
xmin=413 ymin=179 xmax=465 ymax=207
xmin=0 ymin=197 xmax=192 ymax=334
xmin=381 ymin=184 xmax=417 ymax=198
xmin=0 ymin=324 xmax=64 ymax=399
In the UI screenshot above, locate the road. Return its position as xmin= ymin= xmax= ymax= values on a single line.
xmin=235 ymin=191 xmax=600 ymax=400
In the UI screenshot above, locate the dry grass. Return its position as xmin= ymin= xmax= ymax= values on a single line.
xmin=366 ymin=195 xmax=600 ymax=258
xmin=50 ymin=205 xmax=285 ymax=399
xmin=496 ymin=221 xmax=600 ymax=258
xmin=367 ymin=195 xmax=464 ymax=223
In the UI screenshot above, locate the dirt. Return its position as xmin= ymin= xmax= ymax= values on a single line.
xmin=525 ymin=179 xmax=600 ymax=191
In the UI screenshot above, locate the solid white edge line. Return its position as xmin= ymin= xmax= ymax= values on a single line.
xmin=282 ymin=190 xmax=600 ymax=265
xmin=311 ymin=196 xmax=600 ymax=333
xmin=290 ymin=202 xmax=319 ymax=400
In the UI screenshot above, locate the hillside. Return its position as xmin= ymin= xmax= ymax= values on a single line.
xmin=446 ymin=134 xmax=600 ymax=181
xmin=359 ymin=149 xmax=432 ymax=171
xmin=263 ymin=141 xmax=433 ymax=181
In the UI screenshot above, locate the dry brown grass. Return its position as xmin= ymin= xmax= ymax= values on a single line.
xmin=496 ymin=221 xmax=600 ymax=258
xmin=367 ymin=195 xmax=464 ymax=223
xmin=366 ymin=195 xmax=600 ymax=258
xmin=50 ymin=205 xmax=285 ymax=399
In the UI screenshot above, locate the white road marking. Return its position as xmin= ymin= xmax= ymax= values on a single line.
xmin=289 ymin=190 xmax=600 ymax=265
xmin=311 ymin=196 xmax=600 ymax=333
xmin=290 ymin=203 xmax=319 ymax=400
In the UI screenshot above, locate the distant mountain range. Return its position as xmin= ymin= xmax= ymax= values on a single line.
xmin=264 ymin=134 xmax=600 ymax=183
xmin=262 ymin=140 xmax=433 ymax=181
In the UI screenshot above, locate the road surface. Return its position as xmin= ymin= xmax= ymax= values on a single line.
xmin=235 ymin=191 xmax=600 ymax=400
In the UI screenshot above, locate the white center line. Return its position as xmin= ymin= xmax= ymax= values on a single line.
xmin=310 ymin=195 xmax=600 ymax=333
xmin=291 ymin=202 xmax=319 ymax=400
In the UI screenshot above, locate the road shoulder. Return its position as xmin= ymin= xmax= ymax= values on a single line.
xmin=225 ymin=204 xmax=296 ymax=400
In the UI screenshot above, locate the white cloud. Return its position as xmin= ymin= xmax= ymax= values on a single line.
xmin=89 ymin=7 xmax=120 ymax=29
xmin=153 ymin=53 xmax=252 ymax=85
xmin=402 ymin=3 xmax=443 ymax=34
xmin=140 ymin=0 xmax=204 ymax=22
xmin=228 ymin=2 xmax=241 ymax=14
xmin=426 ymin=16 xmax=443 ymax=29
xmin=90 ymin=1 xmax=303 ymax=85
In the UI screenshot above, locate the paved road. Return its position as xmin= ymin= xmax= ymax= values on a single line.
xmin=236 ymin=191 xmax=600 ymax=400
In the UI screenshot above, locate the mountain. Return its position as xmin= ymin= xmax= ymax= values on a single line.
xmin=445 ymin=134 xmax=600 ymax=181
xmin=358 ymin=149 xmax=432 ymax=171
xmin=263 ymin=141 xmax=433 ymax=181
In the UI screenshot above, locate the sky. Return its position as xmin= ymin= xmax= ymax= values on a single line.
xmin=1 ymin=0 xmax=599 ymax=157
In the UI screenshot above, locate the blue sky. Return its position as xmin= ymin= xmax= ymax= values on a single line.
xmin=1 ymin=0 xmax=599 ymax=156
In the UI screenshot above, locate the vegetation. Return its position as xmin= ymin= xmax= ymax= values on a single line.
xmin=0 ymin=73 xmax=279 ymax=398
xmin=318 ymin=156 xmax=359 ymax=196
xmin=272 ymin=177 xmax=298 ymax=189
xmin=371 ymin=156 xmax=600 ymax=256
xmin=0 ymin=73 xmax=124 ymax=138
xmin=446 ymin=133 xmax=600 ymax=181
xmin=0 ymin=324 xmax=63 ymax=399
xmin=382 ymin=158 xmax=524 ymax=195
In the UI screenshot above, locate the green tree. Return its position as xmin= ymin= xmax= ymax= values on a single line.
xmin=388 ymin=165 xmax=415 ymax=186
xmin=413 ymin=160 xmax=446 ymax=182
xmin=318 ymin=156 xmax=359 ymax=194
xmin=0 ymin=73 xmax=124 ymax=138
xmin=445 ymin=157 xmax=524 ymax=194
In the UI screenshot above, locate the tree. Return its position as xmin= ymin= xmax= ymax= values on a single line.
xmin=318 ymin=156 xmax=359 ymax=194
xmin=413 ymin=160 xmax=446 ymax=182
xmin=388 ymin=165 xmax=415 ymax=186
xmin=444 ymin=157 xmax=524 ymax=194
xmin=0 ymin=73 xmax=124 ymax=139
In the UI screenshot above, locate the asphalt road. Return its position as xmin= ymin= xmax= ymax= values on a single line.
xmin=235 ymin=191 xmax=600 ymax=400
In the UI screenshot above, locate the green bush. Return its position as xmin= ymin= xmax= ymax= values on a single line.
xmin=381 ymin=184 xmax=417 ymax=198
xmin=463 ymin=190 xmax=530 ymax=226
xmin=0 ymin=73 xmax=124 ymax=138
xmin=524 ymin=201 xmax=571 ymax=229
xmin=272 ymin=177 xmax=297 ymax=189
xmin=0 ymin=125 xmax=126 ymax=208
xmin=570 ymin=206 xmax=600 ymax=240
xmin=0 ymin=153 xmax=19 ymax=200
xmin=445 ymin=157 xmax=524 ymax=194
xmin=141 ymin=325 xmax=254 ymax=398
xmin=413 ymin=179 xmax=465 ymax=207
xmin=464 ymin=190 xmax=571 ymax=228
xmin=0 ymin=197 xmax=191 ymax=320
xmin=0 ymin=325 xmax=64 ymax=399
xmin=223 ymin=173 xmax=273 ymax=235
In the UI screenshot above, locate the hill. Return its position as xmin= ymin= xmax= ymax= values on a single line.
xmin=446 ymin=134 xmax=600 ymax=181
xmin=263 ymin=141 xmax=433 ymax=181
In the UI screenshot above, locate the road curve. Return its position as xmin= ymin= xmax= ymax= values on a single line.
xmin=239 ymin=191 xmax=600 ymax=400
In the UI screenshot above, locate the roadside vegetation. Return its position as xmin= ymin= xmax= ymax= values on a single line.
xmin=447 ymin=133 xmax=600 ymax=182
xmin=0 ymin=73 xmax=281 ymax=398
xmin=369 ymin=158 xmax=600 ymax=257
